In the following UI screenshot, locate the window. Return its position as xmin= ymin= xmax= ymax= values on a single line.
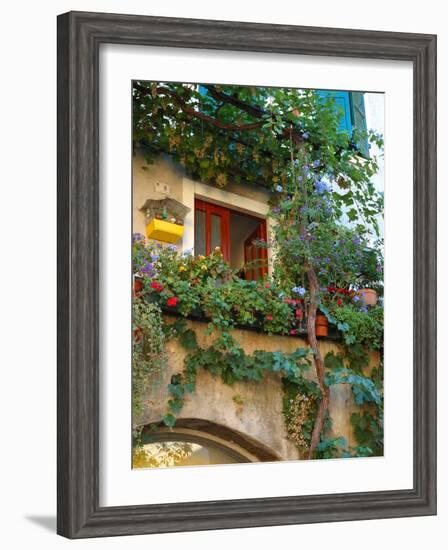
xmin=194 ymin=198 xmax=268 ymax=280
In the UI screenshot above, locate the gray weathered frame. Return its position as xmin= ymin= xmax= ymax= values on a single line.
xmin=57 ymin=10 xmax=437 ymax=538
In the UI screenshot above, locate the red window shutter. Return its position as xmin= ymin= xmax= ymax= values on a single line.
xmin=195 ymin=199 xmax=230 ymax=261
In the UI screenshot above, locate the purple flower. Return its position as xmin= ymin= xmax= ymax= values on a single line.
xmin=353 ymin=295 xmax=360 ymax=302
xmin=132 ymin=233 xmax=144 ymax=243
xmin=314 ymin=180 xmax=331 ymax=195
xmin=312 ymin=159 xmax=321 ymax=168
xmin=141 ymin=262 xmax=154 ymax=274
xmin=151 ymin=254 xmax=159 ymax=261
xmin=352 ymin=238 xmax=361 ymax=246
xmin=297 ymin=176 xmax=303 ymax=182
xmin=271 ymin=207 xmax=280 ymax=214
xmin=167 ymin=244 xmax=177 ymax=251
xmin=360 ymin=306 xmax=368 ymax=313
xmin=292 ymin=286 xmax=306 ymax=296
xmin=302 ymin=132 xmax=310 ymax=139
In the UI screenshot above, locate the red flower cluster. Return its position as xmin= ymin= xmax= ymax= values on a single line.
xmin=150 ymin=281 xmax=163 ymax=292
xmin=337 ymin=297 xmax=343 ymax=307
xmin=327 ymin=286 xmax=351 ymax=296
xmin=266 ymin=314 xmax=273 ymax=321
xmin=167 ymin=296 xmax=179 ymax=307
xmin=284 ymin=298 xmax=302 ymax=305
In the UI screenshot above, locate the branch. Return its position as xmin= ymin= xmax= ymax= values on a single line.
xmin=134 ymin=83 xmax=265 ymax=132
xmin=204 ymin=85 xmax=268 ymax=119
xmin=306 ymin=266 xmax=330 ymax=458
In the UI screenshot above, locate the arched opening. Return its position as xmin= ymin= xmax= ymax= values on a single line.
xmin=133 ymin=418 xmax=281 ymax=469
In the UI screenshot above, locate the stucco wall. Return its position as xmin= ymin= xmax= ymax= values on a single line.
xmin=137 ymin=317 xmax=380 ymax=461
xmin=133 ymin=151 xmax=185 ymax=248
xmin=132 ymin=150 xmax=271 ymax=254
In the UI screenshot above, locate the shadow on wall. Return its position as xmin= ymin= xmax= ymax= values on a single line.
xmin=24 ymin=515 xmax=56 ymax=533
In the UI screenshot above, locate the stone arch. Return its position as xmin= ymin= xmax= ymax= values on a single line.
xmin=139 ymin=417 xmax=282 ymax=464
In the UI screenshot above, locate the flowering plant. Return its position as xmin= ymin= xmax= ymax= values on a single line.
xmin=133 ymin=239 xmax=316 ymax=336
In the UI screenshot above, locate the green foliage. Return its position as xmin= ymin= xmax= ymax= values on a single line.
xmin=315 ymin=436 xmax=348 ymax=459
xmin=132 ymin=299 xmax=166 ymax=429
xmin=325 ymin=365 xmax=382 ymax=406
xmin=323 ymin=302 xmax=383 ymax=350
xmin=351 ymin=411 xmax=383 ymax=456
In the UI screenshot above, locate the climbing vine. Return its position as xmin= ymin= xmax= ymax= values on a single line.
xmin=132 ymin=298 xmax=166 ymax=431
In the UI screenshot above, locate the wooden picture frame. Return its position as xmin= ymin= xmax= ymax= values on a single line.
xmin=57 ymin=11 xmax=437 ymax=538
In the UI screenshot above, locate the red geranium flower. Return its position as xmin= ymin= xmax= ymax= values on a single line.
xmin=337 ymin=297 xmax=343 ymax=307
xmin=150 ymin=281 xmax=163 ymax=292
xmin=266 ymin=314 xmax=273 ymax=321
xmin=167 ymin=296 xmax=179 ymax=307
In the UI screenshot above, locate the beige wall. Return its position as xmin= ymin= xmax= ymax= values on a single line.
xmin=133 ymin=151 xmax=185 ymax=249
xmin=137 ymin=318 xmax=380 ymax=461
xmin=133 ymin=151 xmax=271 ymax=254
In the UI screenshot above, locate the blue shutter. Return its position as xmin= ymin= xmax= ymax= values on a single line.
xmin=349 ymin=92 xmax=369 ymax=158
xmin=316 ymin=90 xmax=352 ymax=135
xmin=317 ymin=90 xmax=369 ymax=158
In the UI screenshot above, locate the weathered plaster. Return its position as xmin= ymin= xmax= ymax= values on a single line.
xmin=138 ymin=317 xmax=380 ymax=461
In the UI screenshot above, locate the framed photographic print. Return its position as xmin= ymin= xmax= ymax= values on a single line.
xmin=57 ymin=11 xmax=437 ymax=538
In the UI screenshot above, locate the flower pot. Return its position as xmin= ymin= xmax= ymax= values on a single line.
xmin=357 ymin=288 xmax=377 ymax=306
xmin=134 ymin=277 xmax=143 ymax=297
xmin=315 ymin=314 xmax=329 ymax=337
xmin=146 ymin=218 xmax=184 ymax=244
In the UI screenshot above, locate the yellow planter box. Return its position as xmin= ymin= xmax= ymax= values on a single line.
xmin=146 ymin=218 xmax=184 ymax=243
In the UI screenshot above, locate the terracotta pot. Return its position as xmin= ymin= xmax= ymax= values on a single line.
xmin=357 ymin=288 xmax=377 ymax=306
xmin=315 ymin=314 xmax=329 ymax=337
xmin=134 ymin=277 xmax=143 ymax=298
xmin=133 ymin=325 xmax=143 ymax=342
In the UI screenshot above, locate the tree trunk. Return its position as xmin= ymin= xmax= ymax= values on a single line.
xmin=306 ymin=266 xmax=330 ymax=459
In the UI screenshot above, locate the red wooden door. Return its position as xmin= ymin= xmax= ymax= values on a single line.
xmin=244 ymin=222 xmax=268 ymax=280
xmin=195 ymin=199 xmax=230 ymax=261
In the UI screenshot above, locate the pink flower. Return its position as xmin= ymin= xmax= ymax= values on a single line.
xmin=266 ymin=314 xmax=273 ymax=321
xmin=290 ymin=329 xmax=296 ymax=335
